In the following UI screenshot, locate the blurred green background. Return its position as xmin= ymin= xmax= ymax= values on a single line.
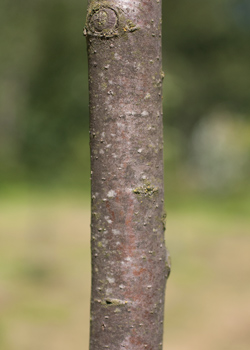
xmin=0 ymin=0 xmax=249 ymax=349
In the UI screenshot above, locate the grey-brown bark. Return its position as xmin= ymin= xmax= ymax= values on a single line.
xmin=84 ymin=1 xmax=170 ymax=349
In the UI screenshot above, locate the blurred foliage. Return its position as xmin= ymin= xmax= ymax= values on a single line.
xmin=0 ymin=0 xmax=249 ymax=191
xmin=163 ymin=0 xmax=250 ymax=130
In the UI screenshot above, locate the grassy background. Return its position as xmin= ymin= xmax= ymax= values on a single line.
xmin=0 ymin=189 xmax=249 ymax=350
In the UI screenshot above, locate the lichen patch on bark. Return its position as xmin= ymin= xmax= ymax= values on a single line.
xmin=84 ymin=1 xmax=139 ymax=38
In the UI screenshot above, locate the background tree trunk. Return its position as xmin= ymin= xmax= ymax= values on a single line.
xmin=85 ymin=1 xmax=170 ymax=349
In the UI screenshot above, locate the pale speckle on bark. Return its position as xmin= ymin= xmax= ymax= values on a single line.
xmin=85 ymin=0 xmax=170 ymax=349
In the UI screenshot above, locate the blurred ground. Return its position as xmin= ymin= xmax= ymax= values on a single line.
xmin=0 ymin=190 xmax=249 ymax=350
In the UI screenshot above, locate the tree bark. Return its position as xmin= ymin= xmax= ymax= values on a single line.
xmin=84 ymin=1 xmax=170 ymax=349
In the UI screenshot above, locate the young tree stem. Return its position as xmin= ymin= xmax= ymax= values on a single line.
xmin=85 ymin=1 xmax=170 ymax=349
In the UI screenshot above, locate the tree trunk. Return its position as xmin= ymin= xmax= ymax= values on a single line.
xmin=84 ymin=1 xmax=170 ymax=349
